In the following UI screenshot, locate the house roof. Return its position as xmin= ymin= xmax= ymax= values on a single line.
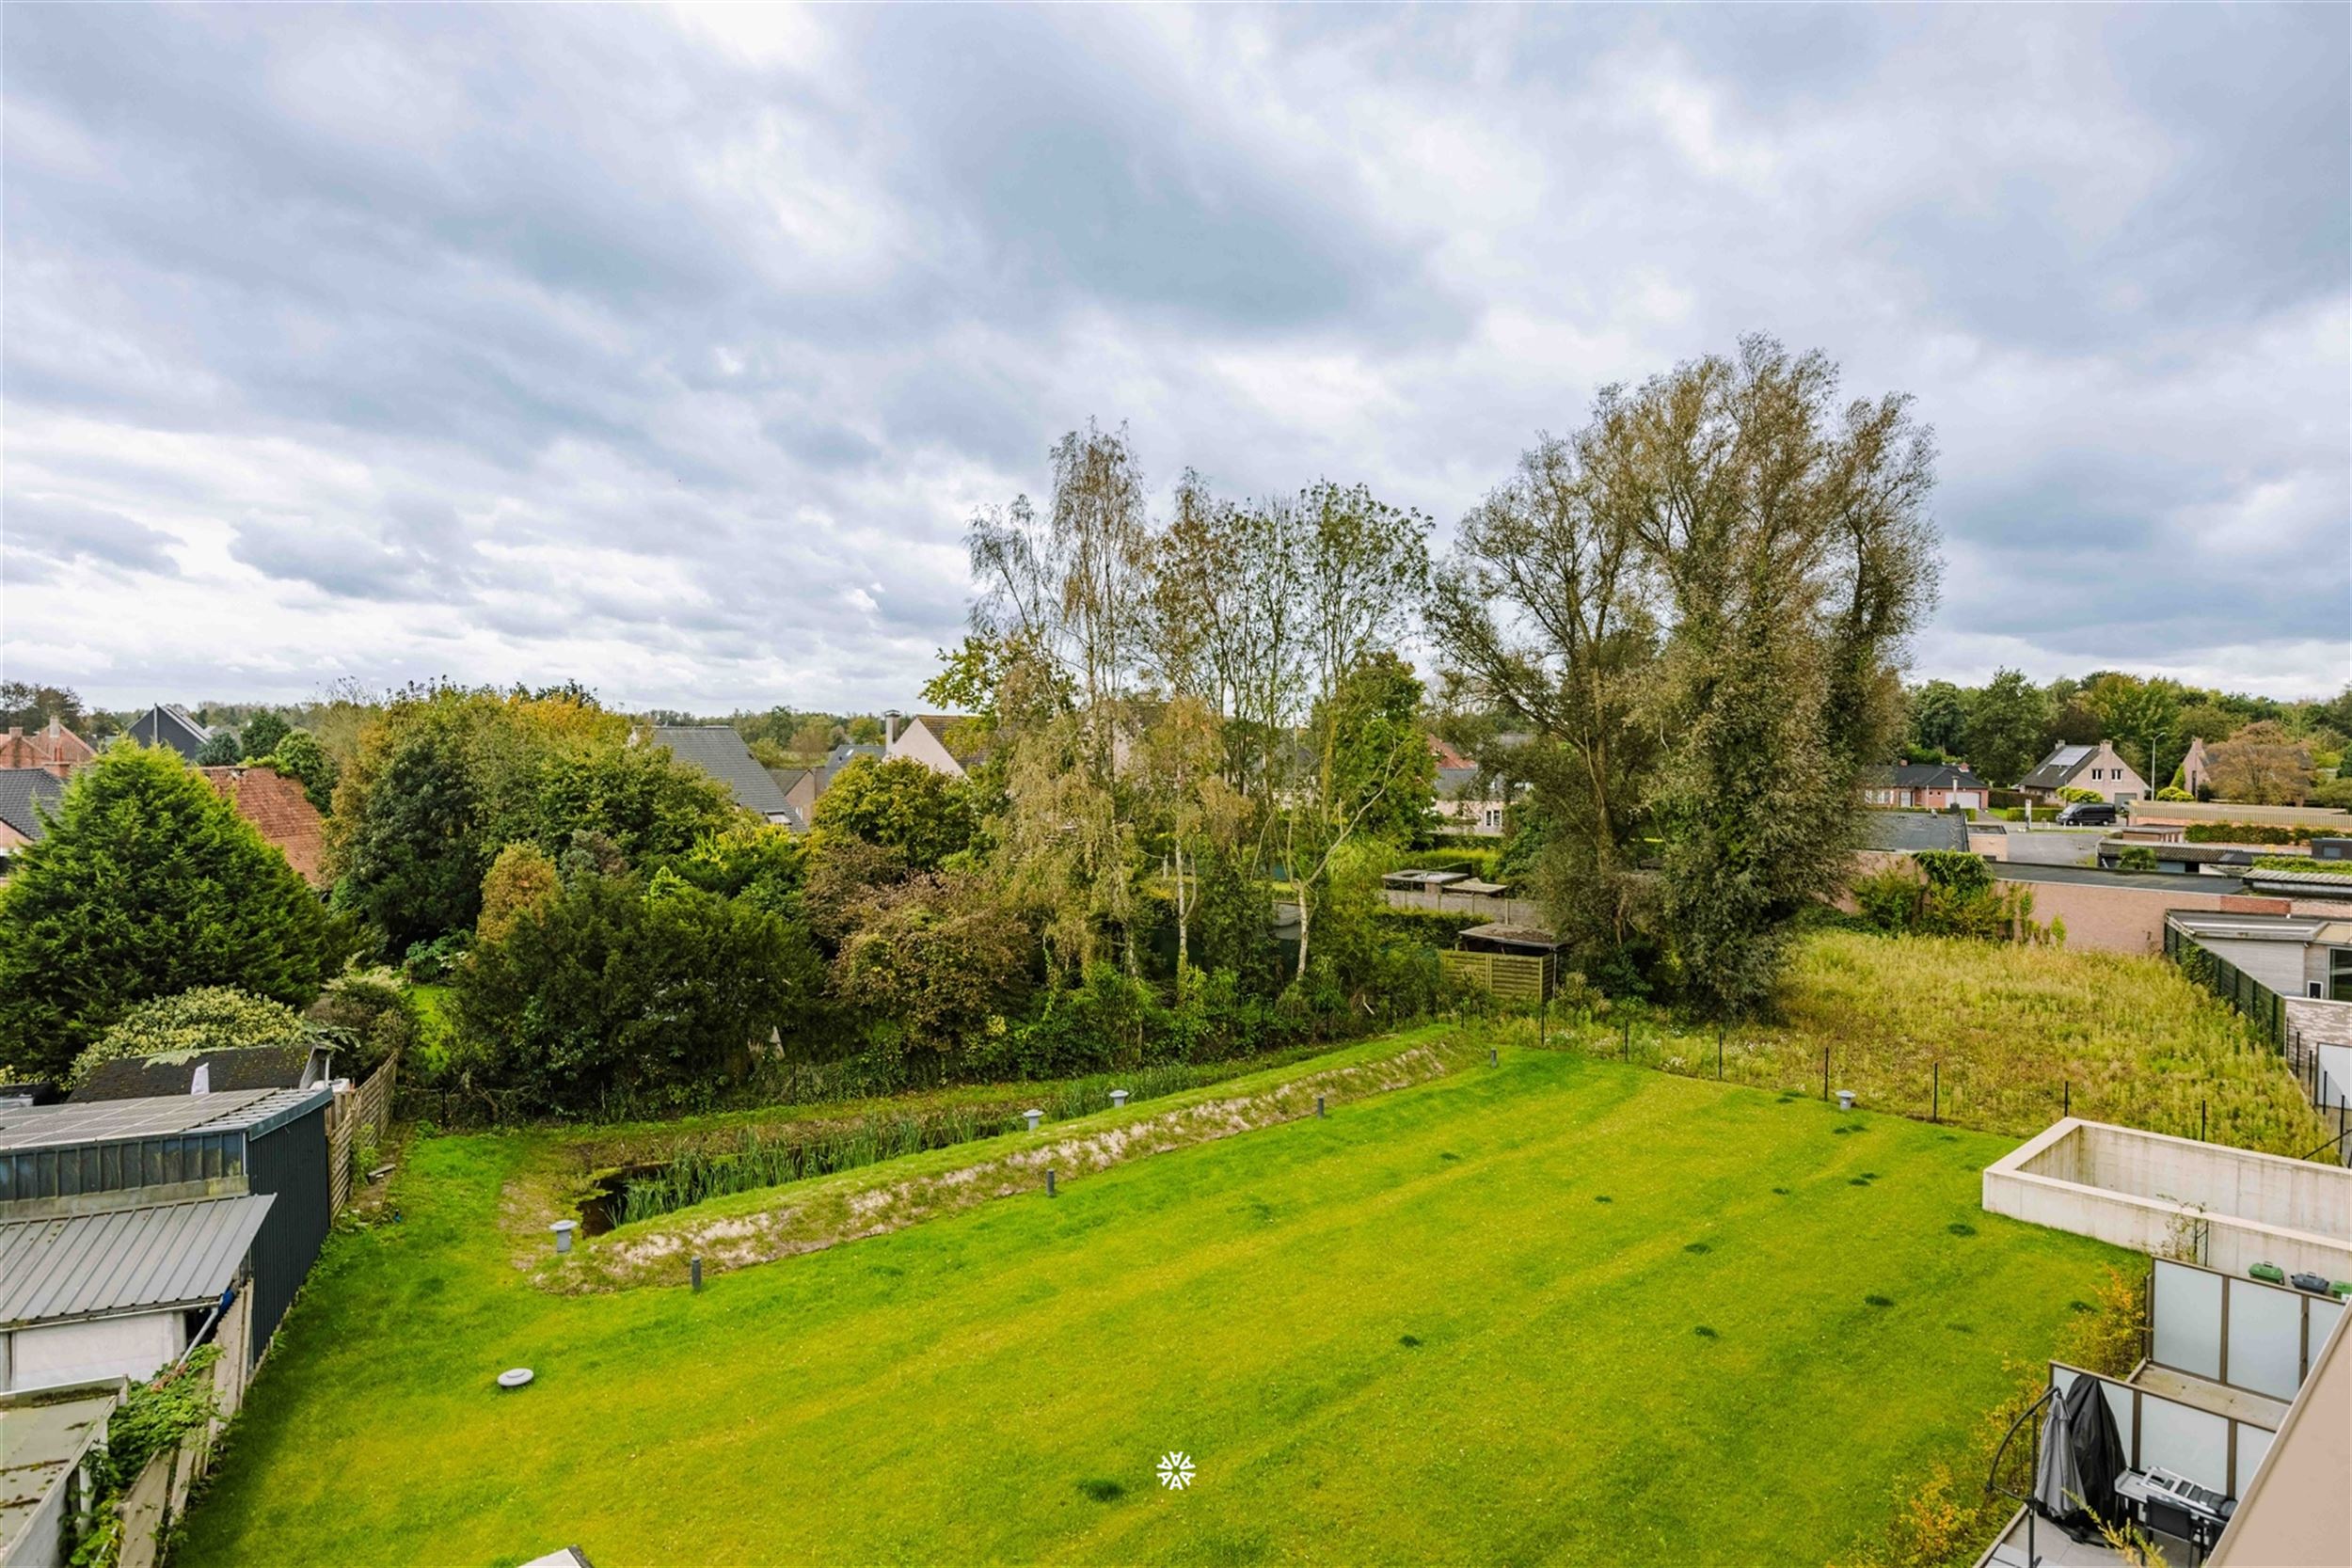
xmin=1865 ymin=763 xmax=1987 ymax=790
xmin=0 ymin=1086 xmax=331 ymax=1152
xmin=2018 ymin=744 xmax=2099 ymax=790
xmin=902 ymin=714 xmax=987 ymax=764
xmin=1455 ymin=923 xmax=1565 ymax=953
xmin=0 ymin=768 xmax=64 ymax=841
xmin=71 ymin=1044 xmax=323 ymax=1103
xmin=0 ymin=721 xmax=95 ymax=772
xmin=0 ymin=1193 xmax=276 ymax=1327
xmin=2236 ymin=867 xmax=2352 ymax=902
xmin=651 ymin=726 xmax=795 ymax=819
xmin=199 ymin=766 xmax=327 ymax=884
xmin=125 ymin=704 xmax=214 ymax=759
xmin=0 ymin=1383 xmax=122 ymax=1560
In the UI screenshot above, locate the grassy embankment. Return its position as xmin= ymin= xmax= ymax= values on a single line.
xmin=1521 ymin=929 xmax=2334 ymax=1157
xmin=179 ymin=1035 xmax=2122 ymax=1567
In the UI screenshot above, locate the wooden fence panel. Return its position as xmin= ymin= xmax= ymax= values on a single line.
xmin=326 ymin=1055 xmax=399 ymax=1215
xmin=1439 ymin=950 xmax=1552 ymax=1003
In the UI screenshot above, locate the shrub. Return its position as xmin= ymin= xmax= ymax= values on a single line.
xmin=195 ymin=732 xmax=243 ymax=767
xmin=2055 ymin=785 xmax=2103 ymax=804
xmin=2184 ymin=822 xmax=2315 ymax=845
xmin=303 ymin=971 xmax=419 ymax=1077
xmin=72 ymin=988 xmax=307 ymax=1085
xmin=1850 ymin=853 xmax=2041 ymax=943
xmin=2115 ymin=846 xmax=2159 ymax=872
xmin=0 ymin=746 xmax=355 ymax=1080
xmin=477 ymin=843 xmax=560 ymax=945
xmin=238 ymin=712 xmax=291 ymax=760
xmin=2251 ymin=854 xmax=2352 ymax=877
xmin=453 ymin=871 xmax=822 ymax=1118
xmin=402 ymin=932 xmax=470 ymax=984
xmin=2155 ymin=786 xmax=2194 ymax=802
xmin=809 ymin=755 xmax=979 ymax=871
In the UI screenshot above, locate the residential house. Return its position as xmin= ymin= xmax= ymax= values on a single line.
xmin=1860 ymin=761 xmax=1988 ymax=811
xmin=2178 ymin=736 xmax=2211 ymax=797
xmin=199 ymin=766 xmax=328 ymax=885
xmin=0 ymin=1087 xmax=335 ymax=1398
xmin=0 ymin=721 xmax=95 ymax=779
xmin=2018 ymin=739 xmax=2148 ymax=804
xmin=0 ymin=769 xmax=64 ymax=858
xmin=883 ymin=711 xmax=985 ymax=779
xmin=121 ymin=705 xmax=214 ymax=761
xmin=1429 ymin=737 xmax=1494 ymax=835
xmin=649 ymin=725 xmax=802 ymax=828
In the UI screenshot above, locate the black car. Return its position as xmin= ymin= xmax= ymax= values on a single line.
xmin=2055 ymin=801 xmax=2121 ymax=826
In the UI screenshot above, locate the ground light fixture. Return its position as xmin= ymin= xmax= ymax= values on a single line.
xmin=550 ymin=1219 xmax=576 ymax=1254
xmin=1024 ymin=1108 xmax=1041 ymax=1132
xmin=1110 ymin=1089 xmax=1129 ymax=1109
xmin=1837 ymin=1090 xmax=1856 ymax=1111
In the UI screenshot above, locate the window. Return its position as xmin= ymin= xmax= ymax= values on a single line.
xmin=2330 ymin=948 xmax=2352 ymax=1004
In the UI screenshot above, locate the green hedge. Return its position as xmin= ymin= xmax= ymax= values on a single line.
xmin=2185 ymin=823 xmax=2319 ymax=845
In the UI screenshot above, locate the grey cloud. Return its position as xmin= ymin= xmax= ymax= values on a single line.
xmin=3 ymin=496 xmax=179 ymax=576
xmin=2 ymin=5 xmax=2345 ymax=706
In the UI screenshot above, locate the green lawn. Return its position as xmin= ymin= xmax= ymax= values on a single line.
xmin=179 ymin=1046 xmax=2122 ymax=1567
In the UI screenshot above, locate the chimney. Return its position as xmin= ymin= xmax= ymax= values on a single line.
xmin=884 ymin=709 xmax=902 ymax=748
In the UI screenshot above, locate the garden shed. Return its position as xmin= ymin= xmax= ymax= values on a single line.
xmin=0 ymin=1086 xmax=333 ymax=1395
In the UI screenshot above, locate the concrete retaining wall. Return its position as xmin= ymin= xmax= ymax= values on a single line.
xmin=1985 ymin=1119 xmax=2352 ymax=1280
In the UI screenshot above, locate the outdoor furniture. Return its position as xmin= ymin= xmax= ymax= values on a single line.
xmin=2116 ymin=1468 xmax=2233 ymax=1562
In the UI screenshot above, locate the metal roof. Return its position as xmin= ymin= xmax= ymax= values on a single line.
xmin=0 ymin=1384 xmax=121 ymax=1557
xmin=0 ymin=1193 xmax=274 ymax=1326
xmin=2237 ymin=868 xmax=2352 ymax=901
xmin=0 ymin=1085 xmax=330 ymax=1152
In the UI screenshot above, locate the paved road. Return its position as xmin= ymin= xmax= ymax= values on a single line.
xmin=1991 ymin=826 xmax=2106 ymax=867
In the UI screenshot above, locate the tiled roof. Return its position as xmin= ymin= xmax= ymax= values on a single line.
xmin=199 ymin=766 xmax=327 ymax=885
xmin=0 ymin=768 xmax=64 ymax=841
xmin=652 ymin=726 xmax=794 ymax=818
xmin=0 ymin=1194 xmax=276 ymax=1326
xmin=1864 ymin=763 xmax=1987 ymax=790
xmin=0 ymin=721 xmax=95 ymax=772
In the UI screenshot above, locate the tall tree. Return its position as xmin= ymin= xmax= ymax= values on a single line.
xmin=1436 ymin=337 xmax=1938 ymax=1015
xmin=1905 ymin=680 xmax=1968 ymax=757
xmin=2204 ymin=721 xmax=2313 ymax=804
xmin=1427 ymin=428 xmax=1660 ymax=977
xmin=0 ymin=746 xmax=354 ymax=1078
xmin=1281 ymin=480 xmax=1432 ymax=981
xmin=1962 ymin=668 xmax=2051 ymax=786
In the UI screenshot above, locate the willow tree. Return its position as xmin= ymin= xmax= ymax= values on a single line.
xmin=1435 ymin=337 xmax=1938 ymax=1014
xmin=1426 ymin=429 xmax=1661 ymax=982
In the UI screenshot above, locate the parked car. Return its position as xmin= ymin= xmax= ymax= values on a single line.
xmin=2055 ymin=801 xmax=2121 ymax=827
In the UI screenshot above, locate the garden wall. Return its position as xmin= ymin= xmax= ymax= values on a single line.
xmin=1984 ymin=1118 xmax=2352 ymax=1279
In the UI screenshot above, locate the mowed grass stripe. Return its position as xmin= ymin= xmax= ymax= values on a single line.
xmin=178 ymin=1049 xmax=2119 ymax=1568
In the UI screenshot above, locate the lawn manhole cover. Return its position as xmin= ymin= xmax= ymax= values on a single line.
xmin=497 ymin=1368 xmax=534 ymax=1390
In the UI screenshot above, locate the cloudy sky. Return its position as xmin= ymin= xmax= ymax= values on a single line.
xmin=4 ymin=4 xmax=2346 ymax=711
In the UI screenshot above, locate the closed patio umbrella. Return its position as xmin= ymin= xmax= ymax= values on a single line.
xmin=2036 ymin=1376 xmax=2127 ymax=1541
